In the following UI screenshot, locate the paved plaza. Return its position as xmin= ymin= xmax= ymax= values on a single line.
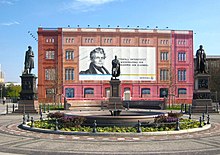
xmin=0 ymin=103 xmax=220 ymax=155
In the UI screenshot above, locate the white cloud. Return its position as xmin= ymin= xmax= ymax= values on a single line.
xmin=0 ymin=0 xmax=17 ymax=5
xmin=63 ymin=0 xmax=119 ymax=12
xmin=0 ymin=21 xmax=20 ymax=26
xmin=77 ymin=0 xmax=115 ymax=5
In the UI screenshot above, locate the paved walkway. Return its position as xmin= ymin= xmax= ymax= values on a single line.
xmin=0 ymin=102 xmax=18 ymax=115
xmin=0 ymin=109 xmax=220 ymax=154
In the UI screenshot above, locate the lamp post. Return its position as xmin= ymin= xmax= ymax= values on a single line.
xmin=0 ymin=86 xmax=2 ymax=103
xmin=162 ymin=91 xmax=167 ymax=108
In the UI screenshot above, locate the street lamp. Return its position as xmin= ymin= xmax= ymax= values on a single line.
xmin=0 ymin=87 xmax=2 ymax=100
xmin=162 ymin=91 xmax=167 ymax=109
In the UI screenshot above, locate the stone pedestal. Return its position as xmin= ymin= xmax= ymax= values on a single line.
xmin=14 ymin=74 xmax=38 ymax=113
xmin=192 ymin=74 xmax=216 ymax=113
xmin=107 ymin=79 xmax=124 ymax=110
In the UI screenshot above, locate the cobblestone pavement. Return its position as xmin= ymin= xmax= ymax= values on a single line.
xmin=0 ymin=111 xmax=220 ymax=154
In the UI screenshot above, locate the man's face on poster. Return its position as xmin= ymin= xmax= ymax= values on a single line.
xmin=92 ymin=52 xmax=105 ymax=67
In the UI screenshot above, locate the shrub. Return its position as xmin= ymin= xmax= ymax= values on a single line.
xmin=154 ymin=114 xmax=179 ymax=128
xmin=168 ymin=112 xmax=183 ymax=118
xmin=154 ymin=115 xmax=178 ymax=123
xmin=46 ymin=112 xmax=86 ymax=129
xmin=59 ymin=116 xmax=86 ymax=128
xmin=31 ymin=118 xmax=201 ymax=132
xmin=47 ymin=112 xmax=64 ymax=119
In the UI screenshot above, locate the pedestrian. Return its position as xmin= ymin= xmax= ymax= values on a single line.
xmin=3 ymin=97 xmax=6 ymax=105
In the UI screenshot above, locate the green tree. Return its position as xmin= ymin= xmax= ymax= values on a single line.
xmin=6 ymin=84 xmax=21 ymax=98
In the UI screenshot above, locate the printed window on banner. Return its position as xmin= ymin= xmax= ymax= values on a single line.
xmin=65 ymin=38 xmax=74 ymax=43
xmin=45 ymin=69 xmax=55 ymax=80
xmin=65 ymin=69 xmax=74 ymax=80
xmin=178 ymin=69 xmax=186 ymax=81
xmin=160 ymin=88 xmax=168 ymax=98
xmin=65 ymin=88 xmax=74 ymax=98
xmin=160 ymin=69 xmax=169 ymax=81
xmin=66 ymin=50 xmax=74 ymax=60
xmin=46 ymin=88 xmax=54 ymax=100
xmin=141 ymin=88 xmax=151 ymax=98
xmin=178 ymin=52 xmax=186 ymax=61
xmin=178 ymin=88 xmax=187 ymax=96
xmin=45 ymin=50 xmax=55 ymax=59
xmin=124 ymin=88 xmax=131 ymax=101
xmin=105 ymin=88 xmax=110 ymax=98
xmin=160 ymin=52 xmax=168 ymax=61
xmin=84 ymin=88 xmax=94 ymax=98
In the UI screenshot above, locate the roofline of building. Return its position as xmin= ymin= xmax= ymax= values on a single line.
xmin=206 ymin=55 xmax=220 ymax=59
xmin=38 ymin=27 xmax=193 ymax=34
xmin=194 ymin=55 xmax=220 ymax=59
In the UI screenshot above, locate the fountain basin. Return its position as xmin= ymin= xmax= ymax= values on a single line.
xmin=66 ymin=110 xmax=166 ymax=127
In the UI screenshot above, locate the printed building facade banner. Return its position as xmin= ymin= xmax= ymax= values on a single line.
xmin=79 ymin=46 xmax=156 ymax=81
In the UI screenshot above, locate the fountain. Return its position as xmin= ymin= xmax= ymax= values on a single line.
xmin=65 ymin=55 xmax=166 ymax=127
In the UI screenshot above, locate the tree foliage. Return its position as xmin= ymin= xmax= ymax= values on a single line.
xmin=6 ymin=84 xmax=21 ymax=98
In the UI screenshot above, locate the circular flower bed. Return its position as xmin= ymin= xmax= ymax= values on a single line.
xmin=27 ymin=112 xmax=205 ymax=133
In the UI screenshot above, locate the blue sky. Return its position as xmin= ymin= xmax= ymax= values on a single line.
xmin=0 ymin=0 xmax=220 ymax=82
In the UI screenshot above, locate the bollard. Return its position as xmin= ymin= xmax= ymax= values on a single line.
xmin=189 ymin=113 xmax=192 ymax=120
xmin=199 ymin=117 xmax=202 ymax=127
xmin=184 ymin=104 xmax=187 ymax=114
xmin=27 ymin=113 xmax=30 ymax=122
xmin=23 ymin=104 xmax=26 ymax=115
xmin=175 ymin=118 xmax=180 ymax=131
xmin=100 ymin=101 xmax=103 ymax=110
xmin=202 ymin=113 xmax=205 ymax=124
xmin=205 ymin=104 xmax=208 ymax=114
xmin=43 ymin=104 xmax=46 ymax=113
xmin=137 ymin=120 xmax=142 ymax=133
xmin=31 ymin=117 xmax=34 ymax=128
xmin=92 ymin=120 xmax=97 ymax=133
xmin=216 ymin=104 xmax=219 ymax=112
xmin=22 ymin=114 xmax=26 ymax=124
xmin=188 ymin=105 xmax=191 ymax=115
xmin=6 ymin=104 xmax=8 ymax=114
xmin=39 ymin=104 xmax=42 ymax=112
xmin=127 ymin=102 xmax=130 ymax=111
xmin=12 ymin=104 xmax=15 ymax=112
xmin=55 ymin=119 xmax=58 ymax=131
xmin=180 ymin=104 xmax=183 ymax=113
xmin=47 ymin=104 xmax=50 ymax=112
xmin=207 ymin=115 xmax=210 ymax=124
xmin=40 ymin=111 xmax=43 ymax=121
xmin=39 ymin=107 xmax=42 ymax=115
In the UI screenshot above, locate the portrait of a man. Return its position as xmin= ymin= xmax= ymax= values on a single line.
xmin=79 ymin=47 xmax=110 ymax=74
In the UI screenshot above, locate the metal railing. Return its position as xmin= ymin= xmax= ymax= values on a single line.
xmin=21 ymin=112 xmax=211 ymax=133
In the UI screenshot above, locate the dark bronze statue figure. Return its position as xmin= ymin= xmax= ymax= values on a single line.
xmin=24 ymin=46 xmax=34 ymax=74
xmin=196 ymin=45 xmax=207 ymax=74
xmin=112 ymin=55 xmax=120 ymax=79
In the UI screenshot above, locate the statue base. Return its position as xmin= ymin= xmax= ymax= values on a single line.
xmin=107 ymin=79 xmax=124 ymax=110
xmin=192 ymin=99 xmax=216 ymax=113
xmin=14 ymin=100 xmax=38 ymax=114
xmin=13 ymin=73 xmax=38 ymax=113
xmin=192 ymin=73 xmax=217 ymax=113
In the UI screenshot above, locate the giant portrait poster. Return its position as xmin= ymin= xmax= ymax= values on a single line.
xmin=79 ymin=46 xmax=156 ymax=81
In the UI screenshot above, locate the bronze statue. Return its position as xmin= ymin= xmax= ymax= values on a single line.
xmin=112 ymin=55 xmax=120 ymax=79
xmin=196 ymin=45 xmax=207 ymax=74
xmin=24 ymin=46 xmax=34 ymax=74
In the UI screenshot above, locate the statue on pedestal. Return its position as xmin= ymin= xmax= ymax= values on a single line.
xmin=112 ymin=55 xmax=120 ymax=79
xmin=196 ymin=45 xmax=207 ymax=74
xmin=23 ymin=46 xmax=34 ymax=74
xmin=15 ymin=46 xmax=38 ymax=113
